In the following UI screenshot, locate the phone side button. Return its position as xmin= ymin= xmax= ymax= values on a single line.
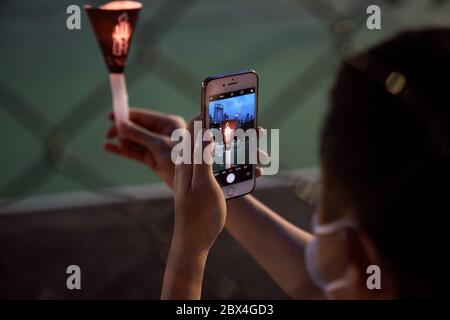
xmin=226 ymin=187 xmax=235 ymax=197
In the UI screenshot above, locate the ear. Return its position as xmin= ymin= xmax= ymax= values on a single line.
xmin=341 ymin=229 xmax=398 ymax=299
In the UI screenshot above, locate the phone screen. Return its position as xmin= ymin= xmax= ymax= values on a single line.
xmin=208 ymin=87 xmax=256 ymax=187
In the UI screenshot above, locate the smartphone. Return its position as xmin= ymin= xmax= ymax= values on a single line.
xmin=202 ymin=70 xmax=258 ymax=199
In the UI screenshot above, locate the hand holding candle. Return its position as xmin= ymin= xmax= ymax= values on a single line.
xmin=85 ymin=1 xmax=143 ymax=129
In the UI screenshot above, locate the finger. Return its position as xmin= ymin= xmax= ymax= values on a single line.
xmin=174 ymin=158 xmax=192 ymax=193
xmin=192 ymin=130 xmax=214 ymax=187
xmin=187 ymin=113 xmax=202 ymax=153
xmin=256 ymin=167 xmax=262 ymax=177
xmin=257 ymin=126 xmax=267 ymax=140
xmin=128 ymin=142 xmax=155 ymax=169
xmin=120 ymin=139 xmax=147 ymax=156
xmin=129 ymin=108 xmax=185 ymax=133
xmin=258 ymin=148 xmax=271 ymax=165
xmin=121 ymin=140 xmax=156 ymax=169
xmin=103 ymin=142 xmax=146 ymax=164
xmin=173 ymin=114 xmax=201 ymax=192
xmin=106 ymin=125 xmax=117 ymax=139
xmin=187 ymin=113 xmax=201 ymax=126
xmin=187 ymin=114 xmax=202 ymax=133
xmin=104 ymin=141 xmax=145 ymax=163
xmin=120 ymin=121 xmax=164 ymax=153
xmin=103 ymin=142 xmax=120 ymax=154
xmin=187 ymin=113 xmax=202 ymax=136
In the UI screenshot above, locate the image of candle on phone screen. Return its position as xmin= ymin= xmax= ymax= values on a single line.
xmin=85 ymin=1 xmax=143 ymax=130
xmin=208 ymin=89 xmax=256 ymax=187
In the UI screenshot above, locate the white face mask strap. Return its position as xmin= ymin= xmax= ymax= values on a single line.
xmin=312 ymin=212 xmax=355 ymax=235
xmin=324 ymin=278 xmax=348 ymax=293
xmin=306 ymin=213 xmax=355 ymax=297
xmin=313 ymin=219 xmax=354 ymax=235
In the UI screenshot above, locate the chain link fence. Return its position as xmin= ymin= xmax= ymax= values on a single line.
xmin=0 ymin=0 xmax=448 ymax=299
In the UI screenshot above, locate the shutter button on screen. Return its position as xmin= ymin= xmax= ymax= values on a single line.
xmin=226 ymin=173 xmax=236 ymax=184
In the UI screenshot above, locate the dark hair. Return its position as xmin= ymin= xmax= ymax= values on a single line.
xmin=321 ymin=29 xmax=450 ymax=298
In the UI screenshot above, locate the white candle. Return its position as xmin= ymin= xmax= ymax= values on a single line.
xmin=109 ymin=73 xmax=129 ymax=129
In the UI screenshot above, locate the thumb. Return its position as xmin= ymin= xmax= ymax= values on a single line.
xmin=192 ymin=129 xmax=214 ymax=186
xmin=174 ymin=155 xmax=192 ymax=193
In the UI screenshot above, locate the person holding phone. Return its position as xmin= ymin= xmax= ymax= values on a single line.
xmin=104 ymin=28 xmax=450 ymax=299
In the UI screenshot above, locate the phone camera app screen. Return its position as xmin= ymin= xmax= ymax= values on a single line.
xmin=208 ymin=88 xmax=256 ymax=187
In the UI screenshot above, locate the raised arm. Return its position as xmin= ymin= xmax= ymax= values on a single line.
xmin=226 ymin=195 xmax=322 ymax=299
xmin=161 ymin=128 xmax=226 ymax=299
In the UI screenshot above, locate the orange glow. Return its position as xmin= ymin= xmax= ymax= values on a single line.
xmin=112 ymin=13 xmax=132 ymax=56
xmin=100 ymin=1 xmax=142 ymax=10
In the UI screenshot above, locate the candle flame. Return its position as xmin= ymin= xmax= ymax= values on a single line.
xmin=99 ymin=1 xmax=142 ymax=10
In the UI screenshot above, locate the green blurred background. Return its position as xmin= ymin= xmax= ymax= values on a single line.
xmin=1 ymin=0 xmax=448 ymax=201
